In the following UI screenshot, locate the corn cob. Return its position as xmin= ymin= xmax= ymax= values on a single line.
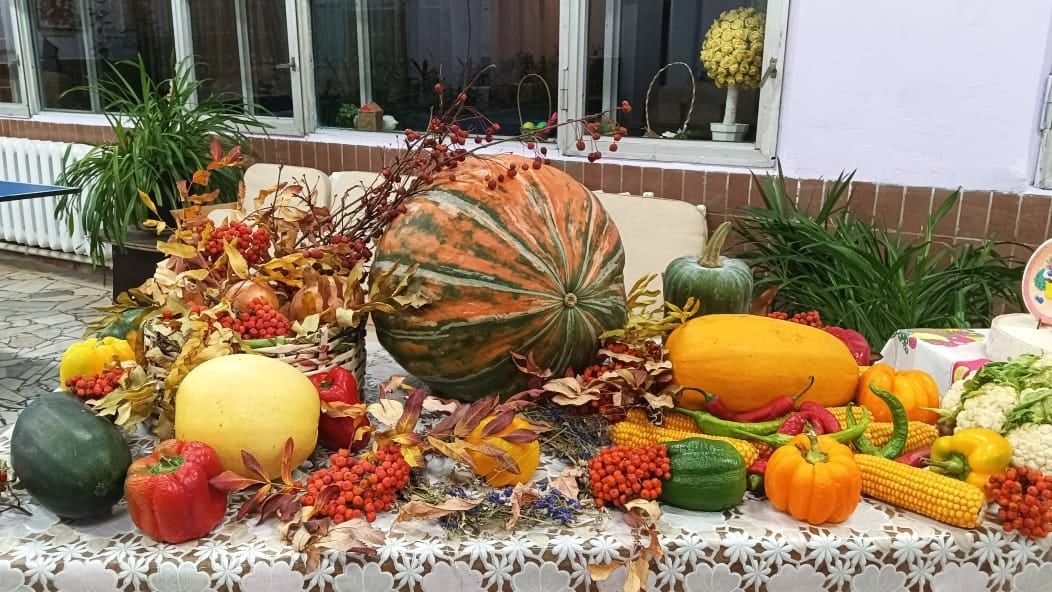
xmin=611 ymin=418 xmax=758 ymax=465
xmin=626 ymin=408 xmax=771 ymax=457
xmin=828 ymin=406 xmax=939 ymax=452
xmin=854 ymin=454 xmax=986 ymax=528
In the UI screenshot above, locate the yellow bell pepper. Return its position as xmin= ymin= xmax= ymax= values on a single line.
xmin=856 ymin=364 xmax=940 ymax=424
xmin=927 ymin=428 xmax=1013 ymax=489
xmin=59 ymin=337 xmax=135 ymax=384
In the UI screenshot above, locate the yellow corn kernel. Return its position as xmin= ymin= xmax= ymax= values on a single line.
xmin=854 ymin=454 xmax=986 ymax=528
xmin=662 ymin=412 xmax=700 ymax=434
xmin=828 ymin=407 xmax=939 ymax=452
xmin=611 ymin=419 xmax=758 ymax=465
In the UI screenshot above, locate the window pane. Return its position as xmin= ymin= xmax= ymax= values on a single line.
xmin=29 ymin=0 xmax=174 ymax=111
xmin=0 ymin=4 xmax=22 ymax=103
xmin=362 ymin=0 xmax=559 ymax=134
xmin=586 ymin=0 xmax=766 ymax=142
xmin=310 ymin=0 xmax=360 ymax=128
xmin=191 ymin=0 xmax=295 ymax=118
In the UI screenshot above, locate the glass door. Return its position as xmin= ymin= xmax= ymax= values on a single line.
xmin=0 ymin=1 xmax=29 ymax=116
xmin=188 ymin=0 xmax=305 ymax=133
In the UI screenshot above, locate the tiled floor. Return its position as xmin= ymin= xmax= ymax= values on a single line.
xmin=0 ymin=258 xmax=110 ymax=427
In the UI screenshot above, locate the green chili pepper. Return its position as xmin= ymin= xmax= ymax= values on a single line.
xmin=846 ymin=386 xmax=909 ymax=459
xmin=668 ymin=407 xmax=785 ymax=438
xmin=725 ymin=407 xmax=871 ymax=448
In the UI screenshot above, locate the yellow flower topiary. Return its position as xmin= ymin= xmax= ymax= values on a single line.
xmin=700 ymin=7 xmax=766 ymax=89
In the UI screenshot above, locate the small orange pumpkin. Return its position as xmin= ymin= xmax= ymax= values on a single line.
xmin=465 ymin=415 xmax=541 ymax=487
xmin=856 ymin=364 xmax=940 ymax=424
xmin=764 ymin=432 xmax=861 ymax=525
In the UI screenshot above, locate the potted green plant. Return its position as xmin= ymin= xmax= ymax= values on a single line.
xmin=56 ymin=56 xmax=268 ymax=295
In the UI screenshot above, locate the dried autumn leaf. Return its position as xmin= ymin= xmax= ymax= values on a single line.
xmin=396 ymin=497 xmax=480 ymax=522
xmin=506 ymin=482 xmax=540 ymax=529
xmin=549 ymin=467 xmax=582 ymax=500
xmin=455 ymin=397 xmax=498 ymax=437
xmin=480 ymin=409 xmax=515 ymax=438
xmin=241 ymin=449 xmax=271 ymax=483
xmin=222 ymin=240 xmax=249 ymax=279
xmin=237 ymin=484 xmax=272 ymax=521
xmin=467 ymin=442 xmax=519 ymax=475
xmin=395 ymin=388 xmax=427 ymax=435
xmin=156 ymin=241 xmax=199 ymax=259
xmin=322 ymin=400 xmax=367 ymax=419
xmin=137 ymin=190 xmax=161 ymax=218
xmin=192 ymin=169 xmax=211 ymax=187
xmin=422 ymin=396 xmax=460 ymax=414
xmin=500 ymin=429 xmax=541 ymax=444
xmin=588 ymin=562 xmax=621 ymax=582
xmin=624 ymin=556 xmax=650 ymax=592
xmin=642 ymin=393 xmax=674 ymax=410
xmin=209 ymin=471 xmax=261 ymax=492
xmin=189 ymin=189 xmax=221 ymax=205
xmin=142 ymin=219 xmax=167 ymax=234
xmin=280 ymin=437 xmax=295 ymax=487
xmin=368 ymin=399 xmax=404 ymax=426
xmin=316 ymin=518 xmax=386 ymax=550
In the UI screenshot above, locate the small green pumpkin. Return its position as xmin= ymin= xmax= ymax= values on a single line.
xmin=662 ymin=222 xmax=752 ymax=315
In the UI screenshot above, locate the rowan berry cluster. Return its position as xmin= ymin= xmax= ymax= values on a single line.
xmin=65 ymin=367 xmax=124 ymax=399
xmin=588 ymin=444 xmax=670 ymax=508
xmin=987 ymin=467 xmax=1052 ymax=539
xmin=768 ymin=310 xmax=824 ymax=328
xmin=199 ymin=221 xmax=271 ymax=265
xmin=300 ymin=444 xmax=410 ymax=523
xmin=217 ymin=298 xmax=291 ymax=339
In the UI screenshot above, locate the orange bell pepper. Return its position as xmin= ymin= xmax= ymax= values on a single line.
xmin=856 ymin=364 xmax=940 ymax=424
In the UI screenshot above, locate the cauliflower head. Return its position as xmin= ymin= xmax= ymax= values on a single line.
xmin=954 ymin=383 xmax=1019 ymax=433
xmin=700 ymin=7 xmax=766 ymax=88
xmin=941 ymin=379 xmax=966 ymax=411
xmin=1006 ymin=424 xmax=1052 ymax=473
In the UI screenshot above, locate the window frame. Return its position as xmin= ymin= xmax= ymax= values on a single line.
xmin=5 ymin=0 xmax=791 ymax=171
xmin=556 ymin=0 xmax=788 ymax=167
xmin=0 ymin=0 xmax=31 ymax=117
xmin=1037 ymin=74 xmax=1052 ymax=189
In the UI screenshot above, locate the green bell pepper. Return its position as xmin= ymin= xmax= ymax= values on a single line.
xmin=660 ymin=438 xmax=746 ymax=511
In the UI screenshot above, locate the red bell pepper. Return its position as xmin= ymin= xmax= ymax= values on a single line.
xmin=310 ymin=366 xmax=371 ymax=452
xmin=125 ymin=440 xmax=227 ymax=543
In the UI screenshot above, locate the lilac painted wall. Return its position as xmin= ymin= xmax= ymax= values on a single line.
xmin=776 ymin=0 xmax=1052 ymax=193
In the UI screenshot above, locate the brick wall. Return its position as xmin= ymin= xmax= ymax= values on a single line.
xmin=5 ymin=118 xmax=1047 ymax=257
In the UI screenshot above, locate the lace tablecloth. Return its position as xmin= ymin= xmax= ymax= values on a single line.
xmin=2 ymin=348 xmax=1050 ymax=592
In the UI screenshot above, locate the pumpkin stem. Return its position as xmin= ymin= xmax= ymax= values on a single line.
xmin=801 ymin=427 xmax=828 ymax=465
xmin=699 ymin=222 xmax=732 ymax=268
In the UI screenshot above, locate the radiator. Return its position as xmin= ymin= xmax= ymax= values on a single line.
xmin=0 ymin=137 xmax=93 ymax=259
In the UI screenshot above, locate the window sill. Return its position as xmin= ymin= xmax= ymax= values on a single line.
xmin=563 ymin=136 xmax=776 ymax=168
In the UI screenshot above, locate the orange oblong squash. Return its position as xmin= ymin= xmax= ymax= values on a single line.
xmin=667 ymin=314 xmax=859 ymax=412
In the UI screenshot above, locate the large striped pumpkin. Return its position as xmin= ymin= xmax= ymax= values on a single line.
xmin=372 ymin=155 xmax=628 ymax=401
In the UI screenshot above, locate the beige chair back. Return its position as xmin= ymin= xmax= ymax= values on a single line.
xmin=593 ymin=191 xmax=708 ymax=298
xmin=242 ymin=163 xmax=332 ymax=214
xmin=329 ymin=170 xmax=384 ymax=210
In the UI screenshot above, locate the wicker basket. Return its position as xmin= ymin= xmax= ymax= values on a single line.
xmin=245 ymin=326 xmax=367 ymax=385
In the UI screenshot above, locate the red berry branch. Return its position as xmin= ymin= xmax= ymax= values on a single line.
xmin=329 ymin=64 xmax=632 ymax=247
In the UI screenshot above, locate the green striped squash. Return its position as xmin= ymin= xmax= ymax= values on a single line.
xmin=372 ymin=155 xmax=628 ymax=401
xmin=663 ymin=222 xmax=753 ymax=315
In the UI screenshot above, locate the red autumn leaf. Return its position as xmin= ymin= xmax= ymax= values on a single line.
xmin=280 ymin=437 xmax=295 ymax=487
xmin=481 ymin=409 xmax=515 ymax=438
xmin=209 ymin=138 xmax=223 ymax=163
xmin=501 ymin=428 xmax=540 ymax=444
xmin=176 ymin=180 xmax=191 ymax=200
xmin=236 ymin=484 xmax=272 ymax=521
xmin=189 ymin=189 xmax=221 ymax=204
xmin=258 ymin=492 xmax=293 ymax=525
xmin=192 ymin=169 xmax=211 ymax=187
xmin=395 ymin=388 xmax=427 ymax=435
xmin=455 ymin=397 xmax=498 ymax=437
xmin=314 ymin=484 xmax=340 ymax=509
xmin=209 ymin=471 xmax=260 ymax=492
xmin=430 ymin=402 xmax=470 ymax=436
xmin=241 ymin=449 xmax=271 ymax=483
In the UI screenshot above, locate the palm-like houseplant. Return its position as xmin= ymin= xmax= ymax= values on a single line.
xmin=736 ymin=169 xmax=1024 ymax=347
xmin=57 ymin=56 xmax=269 ymax=263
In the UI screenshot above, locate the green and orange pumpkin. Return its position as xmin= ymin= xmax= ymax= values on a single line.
xmin=372 ymin=155 xmax=628 ymax=400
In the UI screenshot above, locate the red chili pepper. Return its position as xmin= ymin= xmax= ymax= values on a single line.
xmin=125 ymin=440 xmax=227 ymax=543
xmin=731 ymin=395 xmax=797 ymax=422
xmin=748 ymin=448 xmax=774 ymax=475
xmin=798 ymin=401 xmax=841 ymax=434
xmin=310 ymin=366 xmax=371 ymax=452
xmin=777 ymin=412 xmax=809 ymax=435
xmin=895 ymin=447 xmax=932 ymax=467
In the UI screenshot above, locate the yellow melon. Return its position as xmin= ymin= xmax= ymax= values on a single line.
xmin=667 ymin=314 xmax=859 ymax=412
xmin=175 ymin=354 xmax=319 ymax=478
